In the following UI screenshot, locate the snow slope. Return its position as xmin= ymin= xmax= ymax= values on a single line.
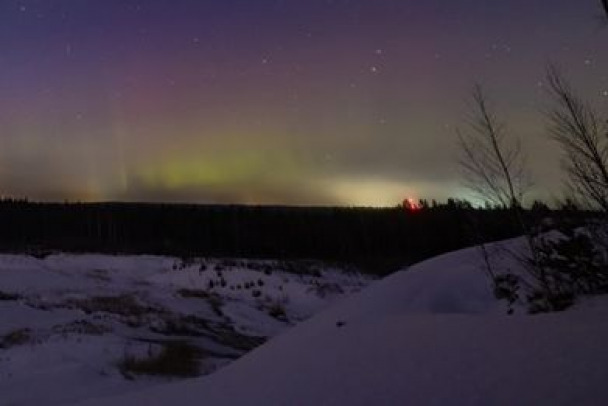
xmin=79 ymin=239 xmax=608 ymax=406
xmin=0 ymin=255 xmax=371 ymax=406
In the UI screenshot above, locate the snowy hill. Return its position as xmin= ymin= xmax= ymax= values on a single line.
xmin=78 ymin=238 xmax=608 ymax=406
xmin=0 ymin=255 xmax=371 ymax=405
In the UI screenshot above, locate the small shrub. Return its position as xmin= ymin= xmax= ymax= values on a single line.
xmin=118 ymin=341 xmax=203 ymax=379
xmin=52 ymin=320 xmax=110 ymax=336
xmin=268 ymin=303 xmax=287 ymax=320
xmin=221 ymin=259 xmax=237 ymax=268
xmin=177 ymin=289 xmax=209 ymax=299
xmin=178 ymin=257 xmax=195 ymax=269
xmin=281 ymin=260 xmax=323 ymax=277
xmin=0 ymin=328 xmax=32 ymax=349
xmin=492 ymin=225 xmax=608 ymax=314
xmin=527 ymin=290 xmax=574 ymax=314
xmin=151 ymin=315 xmax=208 ymax=337
xmin=313 ymin=283 xmax=344 ymax=298
xmin=541 ymin=230 xmax=607 ymax=295
xmin=69 ymin=295 xmax=153 ymax=317
xmin=207 ymin=294 xmax=224 ymax=316
xmin=28 ymin=249 xmax=53 ymax=260
xmin=0 ymin=291 xmax=21 ymax=301
xmin=493 ymin=273 xmax=520 ymax=315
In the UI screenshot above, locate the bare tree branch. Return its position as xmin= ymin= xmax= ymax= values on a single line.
xmin=546 ymin=66 xmax=608 ymax=211
xmin=457 ymin=85 xmax=529 ymax=208
xmin=457 ymin=85 xmax=550 ymax=313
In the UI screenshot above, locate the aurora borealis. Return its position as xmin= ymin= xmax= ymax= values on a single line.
xmin=0 ymin=0 xmax=606 ymax=206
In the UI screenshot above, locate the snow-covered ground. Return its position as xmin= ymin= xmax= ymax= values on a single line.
xmin=78 ymin=238 xmax=608 ymax=406
xmin=0 ymin=255 xmax=371 ymax=406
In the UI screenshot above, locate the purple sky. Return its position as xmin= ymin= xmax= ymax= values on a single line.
xmin=0 ymin=0 xmax=606 ymax=205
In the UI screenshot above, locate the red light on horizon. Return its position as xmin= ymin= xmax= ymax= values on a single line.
xmin=403 ymin=198 xmax=422 ymax=211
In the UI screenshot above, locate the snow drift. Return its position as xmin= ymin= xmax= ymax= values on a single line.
xmin=79 ymin=238 xmax=608 ymax=405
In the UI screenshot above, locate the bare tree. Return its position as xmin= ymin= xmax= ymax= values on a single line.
xmin=546 ymin=66 xmax=608 ymax=211
xmin=457 ymin=86 xmax=557 ymax=313
xmin=602 ymin=0 xmax=608 ymax=20
xmin=457 ymin=85 xmax=529 ymax=208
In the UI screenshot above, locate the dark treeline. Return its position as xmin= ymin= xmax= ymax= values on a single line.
xmin=0 ymin=199 xmax=578 ymax=275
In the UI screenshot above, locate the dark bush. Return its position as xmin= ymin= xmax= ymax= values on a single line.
xmin=177 ymin=289 xmax=209 ymax=299
xmin=118 ymin=341 xmax=203 ymax=379
xmin=0 ymin=291 xmax=21 ymax=301
xmin=493 ymin=223 xmax=608 ymax=314
xmin=268 ymin=303 xmax=287 ymax=320
xmin=493 ymin=273 xmax=520 ymax=314
xmin=0 ymin=328 xmax=32 ymax=349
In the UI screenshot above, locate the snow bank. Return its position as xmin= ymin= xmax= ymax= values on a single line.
xmin=0 ymin=255 xmax=370 ymax=405
xmin=78 ymin=240 xmax=608 ymax=405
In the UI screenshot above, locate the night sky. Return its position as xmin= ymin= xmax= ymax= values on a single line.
xmin=0 ymin=0 xmax=606 ymax=206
